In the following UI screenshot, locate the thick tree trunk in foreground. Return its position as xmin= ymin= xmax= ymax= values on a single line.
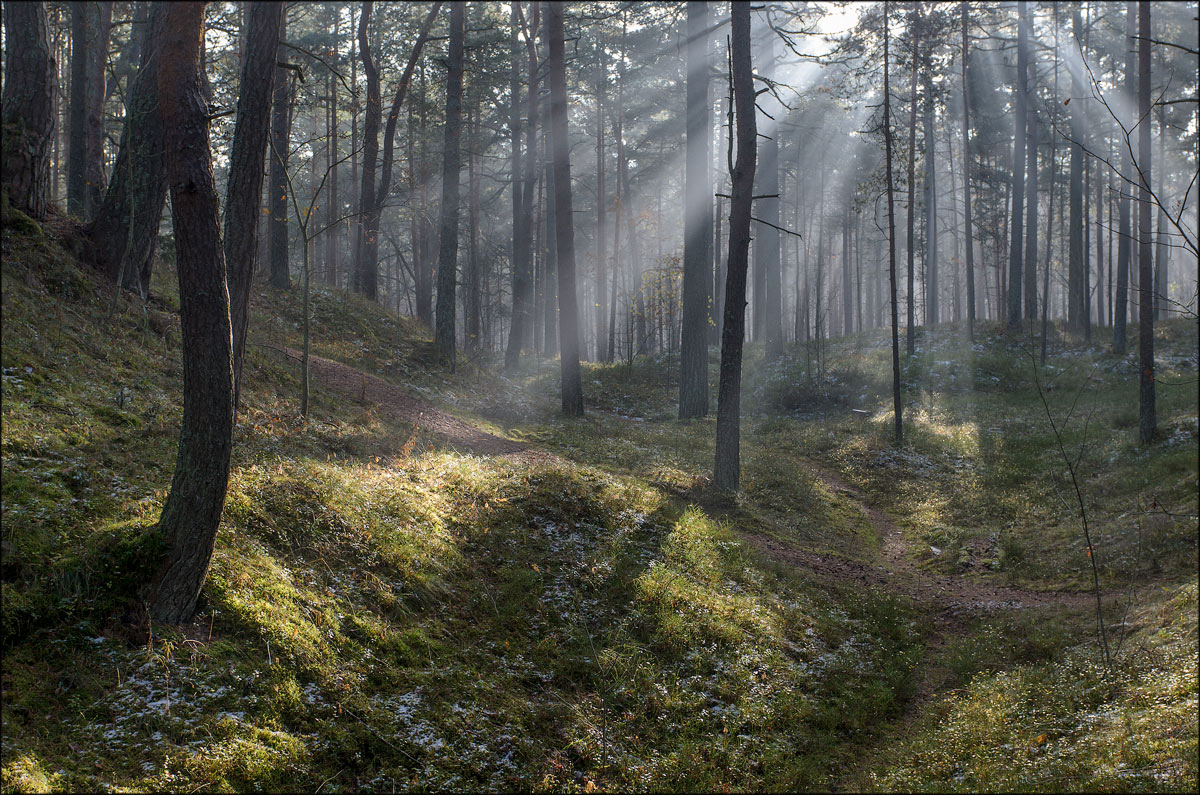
xmin=149 ymin=1 xmax=235 ymax=626
xmin=679 ymin=0 xmax=712 ymax=418
xmin=547 ymin=1 xmax=584 ymax=416
xmin=1136 ymin=2 xmax=1155 ymax=443
xmin=2 ymin=2 xmax=55 ymax=221
xmin=225 ymin=1 xmax=283 ymax=413
xmin=434 ymin=1 xmax=464 ymax=369
xmin=89 ymin=2 xmax=168 ymax=296
xmin=268 ymin=14 xmax=291 ymax=290
xmin=713 ymin=1 xmax=755 ymax=490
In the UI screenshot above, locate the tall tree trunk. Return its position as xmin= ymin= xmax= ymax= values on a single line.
xmin=149 ymin=1 xmax=235 ymax=626
xmin=961 ymin=1 xmax=975 ymax=340
xmin=267 ymin=12 xmax=291 ymax=290
xmin=1041 ymin=5 xmax=1060 ymax=364
xmin=758 ymin=30 xmax=783 ymax=357
xmin=325 ymin=5 xmax=339 ymax=286
xmin=465 ymin=98 xmax=482 ymax=352
xmin=594 ymin=46 xmax=608 ymax=365
xmin=1136 ymin=2 xmax=1155 ymax=443
xmin=1023 ymin=35 xmax=1039 ymax=325
xmin=1065 ymin=7 xmax=1085 ymax=330
xmin=923 ymin=73 xmax=938 ymax=327
xmin=1153 ymin=103 xmax=1168 ymax=319
xmin=680 ymin=0 xmax=712 ymax=418
xmin=713 ymin=1 xmax=755 ymax=490
xmin=353 ymin=0 xmax=380 ymax=299
xmin=505 ymin=3 xmax=526 ymax=369
xmin=67 ymin=2 xmax=89 ymax=218
xmin=506 ymin=2 xmax=539 ymax=370
xmin=547 ymin=0 xmax=583 ymax=415
xmin=224 ymin=1 xmax=284 ymax=414
xmin=1007 ymin=0 xmax=1029 ymax=328
xmin=842 ymin=205 xmax=852 ymax=336
xmin=88 ymin=2 xmax=168 ymax=296
xmin=434 ymin=1 xmax=464 ymax=368
xmin=885 ymin=1 xmax=902 ymax=446
xmin=905 ymin=8 xmax=919 ymax=354
xmin=1113 ymin=3 xmax=1134 ymax=352
xmin=84 ymin=2 xmax=114 ymax=219
xmin=363 ymin=2 xmax=442 ymax=302
xmin=3 ymin=2 xmax=55 ymax=221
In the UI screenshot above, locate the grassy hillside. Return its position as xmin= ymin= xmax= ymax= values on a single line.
xmin=2 ymin=215 xmax=1196 ymax=793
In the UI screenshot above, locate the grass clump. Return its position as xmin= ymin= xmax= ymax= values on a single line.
xmin=854 ymin=580 xmax=1198 ymax=793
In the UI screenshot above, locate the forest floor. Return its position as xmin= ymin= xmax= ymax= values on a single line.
xmin=2 ymin=214 xmax=1197 ymax=792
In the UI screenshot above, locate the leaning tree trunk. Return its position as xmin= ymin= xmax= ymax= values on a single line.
xmin=679 ymin=0 xmax=712 ymax=418
xmin=547 ymin=1 xmax=584 ymax=416
xmin=713 ymin=1 xmax=756 ymax=490
xmin=362 ymin=2 xmax=442 ymax=304
xmin=2 ymin=1 xmax=55 ymax=221
xmin=89 ymin=1 xmax=168 ymax=297
xmin=224 ymin=1 xmax=284 ymax=413
xmin=434 ymin=1 xmax=464 ymax=368
xmin=149 ymin=1 xmax=235 ymax=626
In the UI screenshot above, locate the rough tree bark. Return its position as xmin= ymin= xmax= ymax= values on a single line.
xmin=434 ymin=1 xmax=465 ymax=368
xmin=3 ymin=2 xmax=55 ymax=221
xmin=89 ymin=1 xmax=168 ymax=296
xmin=149 ymin=1 xmax=235 ymax=626
xmin=680 ymin=0 xmax=712 ymax=418
xmin=547 ymin=1 xmax=584 ymax=415
xmin=713 ymin=1 xmax=755 ymax=490
xmin=224 ymin=1 xmax=284 ymax=413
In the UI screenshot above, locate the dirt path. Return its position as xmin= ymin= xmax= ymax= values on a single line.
xmin=296 ymin=346 xmax=1090 ymax=617
xmin=283 ymin=348 xmax=560 ymax=466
